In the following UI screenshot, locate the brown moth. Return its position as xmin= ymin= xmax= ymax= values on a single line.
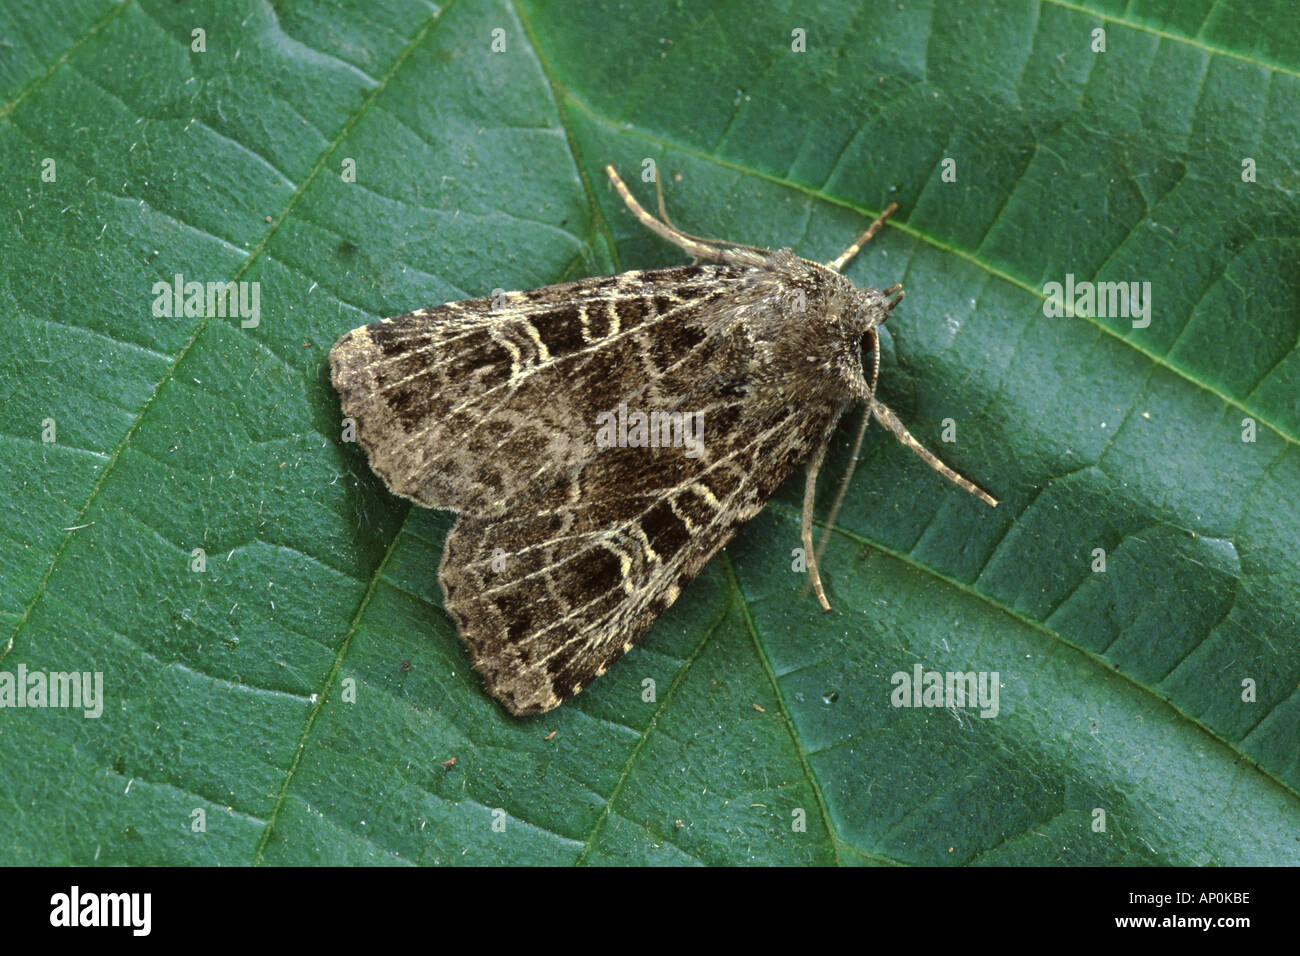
xmin=329 ymin=166 xmax=996 ymax=716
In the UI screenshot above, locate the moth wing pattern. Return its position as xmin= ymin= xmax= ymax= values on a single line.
xmin=336 ymin=246 xmax=873 ymax=714
xmin=431 ymin=254 xmax=863 ymax=713
xmin=331 ymin=266 xmax=751 ymax=518
xmin=438 ymin=391 xmax=842 ymax=716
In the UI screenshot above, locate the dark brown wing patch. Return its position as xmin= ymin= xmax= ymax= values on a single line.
xmin=329 ymin=266 xmax=748 ymax=518
xmin=438 ymin=398 xmax=841 ymax=715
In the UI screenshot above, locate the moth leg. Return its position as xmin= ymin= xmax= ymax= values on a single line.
xmin=802 ymin=449 xmax=833 ymax=612
xmin=813 ymin=329 xmax=880 ymax=570
xmin=827 ymin=202 xmax=899 ymax=273
xmin=868 ymin=398 xmax=999 ymax=507
xmin=882 ymin=283 xmax=905 ymax=315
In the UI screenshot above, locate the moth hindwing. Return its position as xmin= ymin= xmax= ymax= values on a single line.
xmin=329 ymin=166 xmax=996 ymax=716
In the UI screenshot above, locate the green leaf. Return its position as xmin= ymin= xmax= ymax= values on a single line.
xmin=2 ymin=0 xmax=1297 ymax=865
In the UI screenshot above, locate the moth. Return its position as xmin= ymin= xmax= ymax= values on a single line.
xmin=330 ymin=166 xmax=997 ymax=716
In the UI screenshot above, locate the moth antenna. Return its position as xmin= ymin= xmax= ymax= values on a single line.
xmin=867 ymin=326 xmax=882 ymax=392
xmin=605 ymin=165 xmax=727 ymax=261
xmin=801 ymin=450 xmax=833 ymax=612
xmin=607 ymin=165 xmax=778 ymax=257
xmin=653 ymin=174 xmax=677 ymax=230
xmin=869 ymin=398 xmax=999 ymax=507
xmin=828 ymin=202 xmax=899 ymax=273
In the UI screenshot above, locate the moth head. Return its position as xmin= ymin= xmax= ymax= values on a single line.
xmin=852 ymin=283 xmax=904 ymax=334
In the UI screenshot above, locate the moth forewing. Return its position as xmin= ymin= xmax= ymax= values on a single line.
xmin=329 ymin=166 xmax=996 ymax=715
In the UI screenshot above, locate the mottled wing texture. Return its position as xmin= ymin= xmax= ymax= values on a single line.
xmin=332 ymin=252 xmax=863 ymax=714
xmin=439 ymin=370 xmax=842 ymax=716
xmin=332 ymin=266 xmax=752 ymax=517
